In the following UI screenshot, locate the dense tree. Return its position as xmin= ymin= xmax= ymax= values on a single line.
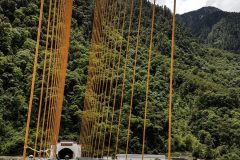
xmin=177 ymin=7 xmax=240 ymax=53
xmin=0 ymin=0 xmax=239 ymax=159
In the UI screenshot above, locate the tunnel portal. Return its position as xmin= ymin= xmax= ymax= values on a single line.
xmin=58 ymin=148 xmax=74 ymax=159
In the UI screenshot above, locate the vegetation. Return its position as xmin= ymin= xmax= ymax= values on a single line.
xmin=0 ymin=0 xmax=239 ymax=160
xmin=177 ymin=7 xmax=240 ymax=53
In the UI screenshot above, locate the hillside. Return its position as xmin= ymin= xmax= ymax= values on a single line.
xmin=177 ymin=7 xmax=240 ymax=53
xmin=0 ymin=1 xmax=240 ymax=160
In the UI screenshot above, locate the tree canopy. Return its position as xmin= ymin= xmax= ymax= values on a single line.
xmin=0 ymin=0 xmax=239 ymax=159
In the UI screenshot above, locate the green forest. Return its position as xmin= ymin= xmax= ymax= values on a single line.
xmin=177 ymin=6 xmax=240 ymax=53
xmin=0 ymin=0 xmax=240 ymax=160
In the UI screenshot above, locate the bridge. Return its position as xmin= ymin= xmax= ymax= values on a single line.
xmin=22 ymin=0 xmax=177 ymax=160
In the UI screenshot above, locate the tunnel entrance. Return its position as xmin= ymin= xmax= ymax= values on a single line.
xmin=58 ymin=148 xmax=74 ymax=159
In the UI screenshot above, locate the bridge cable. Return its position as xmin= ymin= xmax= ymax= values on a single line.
xmin=93 ymin=0 xmax=116 ymax=157
xmin=96 ymin=0 xmax=120 ymax=157
xmin=90 ymin=0 xmax=114 ymax=157
xmin=141 ymin=0 xmax=156 ymax=159
xmin=168 ymin=0 xmax=176 ymax=159
xmin=106 ymin=0 xmax=128 ymax=158
xmin=39 ymin=0 xmax=57 ymax=156
xmin=125 ymin=0 xmax=143 ymax=158
xmin=114 ymin=0 xmax=134 ymax=157
xmin=33 ymin=0 xmax=53 ymax=157
xmin=101 ymin=0 xmax=124 ymax=158
xmin=23 ymin=0 xmax=45 ymax=158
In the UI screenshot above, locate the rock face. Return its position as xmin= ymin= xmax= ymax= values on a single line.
xmin=177 ymin=7 xmax=240 ymax=53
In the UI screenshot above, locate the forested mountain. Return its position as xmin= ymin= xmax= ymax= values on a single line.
xmin=0 ymin=0 xmax=240 ymax=160
xmin=177 ymin=7 xmax=240 ymax=53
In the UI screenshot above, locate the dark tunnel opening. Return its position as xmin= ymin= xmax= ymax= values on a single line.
xmin=58 ymin=148 xmax=74 ymax=159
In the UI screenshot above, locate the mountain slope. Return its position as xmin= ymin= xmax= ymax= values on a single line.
xmin=0 ymin=1 xmax=239 ymax=159
xmin=177 ymin=7 xmax=240 ymax=53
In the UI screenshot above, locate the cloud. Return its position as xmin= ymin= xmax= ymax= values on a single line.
xmin=149 ymin=0 xmax=207 ymax=14
xmin=149 ymin=0 xmax=240 ymax=14
xmin=177 ymin=0 xmax=207 ymax=14
xmin=206 ymin=0 xmax=240 ymax=13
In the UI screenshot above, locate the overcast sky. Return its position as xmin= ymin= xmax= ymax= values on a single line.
xmin=149 ymin=0 xmax=240 ymax=14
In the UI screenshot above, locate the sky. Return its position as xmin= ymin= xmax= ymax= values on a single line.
xmin=149 ymin=0 xmax=240 ymax=14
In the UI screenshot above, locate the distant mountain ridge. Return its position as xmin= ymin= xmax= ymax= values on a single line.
xmin=177 ymin=7 xmax=240 ymax=53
